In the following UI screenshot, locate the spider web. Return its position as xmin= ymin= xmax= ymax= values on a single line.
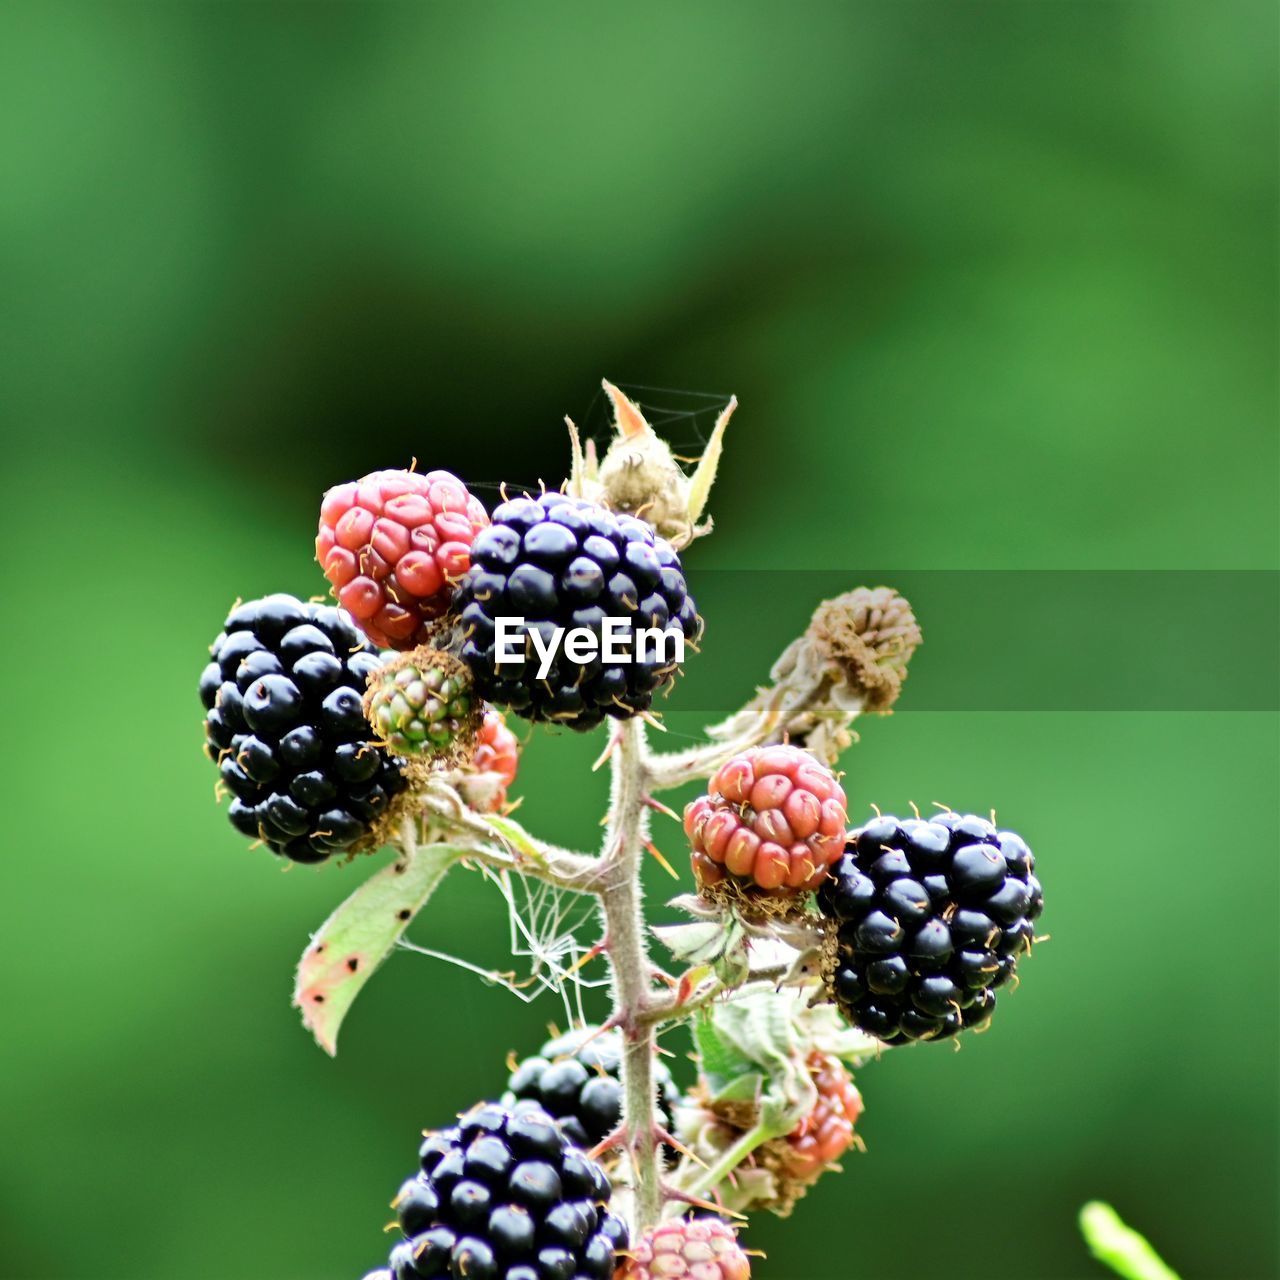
xmin=397 ymin=865 xmax=609 ymax=1026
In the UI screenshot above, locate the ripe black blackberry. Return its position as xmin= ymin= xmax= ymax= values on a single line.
xmin=455 ymin=494 xmax=701 ymax=731
xmin=381 ymin=1102 xmax=627 ymax=1280
xmin=818 ymin=812 xmax=1043 ymax=1045
xmin=199 ymin=593 xmax=407 ymax=864
xmin=503 ymin=1026 xmax=680 ymax=1152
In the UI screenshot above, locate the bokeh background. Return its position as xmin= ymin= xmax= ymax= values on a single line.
xmin=2 ymin=3 xmax=1276 ymax=1278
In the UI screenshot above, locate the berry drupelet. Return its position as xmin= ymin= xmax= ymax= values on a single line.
xmin=685 ymin=745 xmax=847 ymax=896
xmin=615 ymin=1219 xmax=751 ymax=1280
xmin=316 ymin=469 xmax=489 ymax=650
xmin=455 ymin=493 xmax=701 ymax=731
xmin=819 ymin=812 xmax=1043 ymax=1044
xmin=503 ymin=1026 xmax=680 ymax=1152
xmin=774 ymin=1052 xmax=863 ymax=1186
xmin=199 ymin=593 xmax=406 ymax=864
xmin=383 ymin=1102 xmax=627 ymax=1280
xmin=365 ymin=649 xmax=478 ymax=758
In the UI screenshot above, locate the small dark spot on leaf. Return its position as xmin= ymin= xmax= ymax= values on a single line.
xmin=313 ymin=994 xmax=325 ymax=1003
xmin=347 ymin=956 xmax=360 ymax=972
xmin=397 ymin=908 xmax=412 ymax=920
xmin=314 ymin=943 xmax=326 ymax=954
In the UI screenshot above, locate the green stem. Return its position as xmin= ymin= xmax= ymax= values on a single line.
xmin=1080 ymin=1203 xmax=1181 ymax=1280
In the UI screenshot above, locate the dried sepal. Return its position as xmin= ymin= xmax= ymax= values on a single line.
xmin=703 ymin=586 xmax=922 ymax=765
xmin=567 ymin=379 xmax=736 ymax=548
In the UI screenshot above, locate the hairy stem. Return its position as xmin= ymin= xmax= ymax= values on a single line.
xmin=598 ymin=718 xmax=663 ymax=1234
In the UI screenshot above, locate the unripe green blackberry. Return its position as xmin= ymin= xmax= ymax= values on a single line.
xmin=364 ymin=648 xmax=479 ymax=758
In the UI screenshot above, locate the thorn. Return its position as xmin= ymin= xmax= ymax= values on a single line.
xmin=638 ymin=708 xmax=667 ymax=732
xmin=660 ymin=1182 xmax=746 ymax=1218
xmin=654 ymin=1125 xmax=704 ymax=1167
xmin=645 ymin=841 xmax=681 ymax=880
xmin=566 ymin=941 xmax=606 ymax=972
xmin=643 ymin=795 xmax=682 ymax=822
xmin=591 ymin=725 xmax=623 ymax=771
xmin=589 ymin=1125 xmax=627 ymax=1160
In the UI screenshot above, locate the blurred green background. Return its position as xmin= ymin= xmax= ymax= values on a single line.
xmin=2 ymin=2 xmax=1276 ymax=1278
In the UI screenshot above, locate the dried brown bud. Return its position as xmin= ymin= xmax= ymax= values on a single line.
xmin=806 ymin=586 xmax=922 ymax=714
xmin=695 ymin=586 xmax=922 ymax=769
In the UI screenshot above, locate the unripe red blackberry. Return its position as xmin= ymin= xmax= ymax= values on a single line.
xmin=455 ymin=493 xmax=701 ymax=731
xmin=379 ymin=1103 xmax=626 ymax=1280
xmin=818 ymin=812 xmax=1043 ymax=1044
xmin=199 ymin=594 xmax=407 ymax=863
xmin=684 ymin=745 xmax=847 ymax=896
xmin=503 ymin=1026 xmax=680 ymax=1153
xmin=316 ymin=469 xmax=489 ymax=650
xmin=775 ymin=1052 xmax=862 ymax=1184
xmin=616 ymin=1219 xmax=751 ymax=1280
xmin=365 ymin=649 xmax=478 ymax=758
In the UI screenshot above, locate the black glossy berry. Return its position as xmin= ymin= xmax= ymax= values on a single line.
xmin=502 ymin=1026 xmax=680 ymax=1153
xmin=455 ymin=494 xmax=701 ymax=731
xmin=200 ymin=593 xmax=406 ymax=863
xmin=819 ymin=813 xmax=1041 ymax=1045
xmin=380 ymin=1103 xmax=625 ymax=1280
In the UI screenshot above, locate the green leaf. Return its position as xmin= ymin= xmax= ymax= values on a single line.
xmin=711 ymin=1071 xmax=765 ymax=1107
xmin=652 ymin=919 xmax=739 ymax=966
xmin=292 ymin=843 xmax=464 ymax=1056
xmin=1080 ymin=1202 xmax=1180 ymax=1280
xmin=693 ymin=1009 xmax=756 ymax=1089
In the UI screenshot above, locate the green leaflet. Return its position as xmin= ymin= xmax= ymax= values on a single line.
xmin=693 ymin=1007 xmax=758 ymax=1090
xmin=1080 ymin=1203 xmax=1181 ymax=1280
xmin=292 ymin=843 xmax=464 ymax=1056
xmin=693 ymin=989 xmax=815 ymax=1132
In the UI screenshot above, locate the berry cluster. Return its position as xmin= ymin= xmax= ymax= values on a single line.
xmin=818 ymin=813 xmax=1043 ymax=1044
xmin=504 ymin=1027 xmax=680 ymax=1153
xmin=455 ymin=493 xmax=700 ymax=731
xmin=775 ymin=1052 xmax=862 ymax=1185
xmin=373 ymin=1103 xmax=627 ymax=1280
xmin=199 ymin=594 xmax=406 ymax=863
xmin=685 ymin=745 xmax=847 ymax=896
xmin=366 ymin=650 xmax=477 ymax=758
xmin=317 ymin=469 xmax=489 ymax=649
xmin=616 ymin=1219 xmax=751 ymax=1280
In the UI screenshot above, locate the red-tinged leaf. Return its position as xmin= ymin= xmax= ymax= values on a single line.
xmin=292 ymin=843 xmax=464 ymax=1056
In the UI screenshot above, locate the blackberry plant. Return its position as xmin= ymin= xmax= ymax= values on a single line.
xmin=198 ymin=380 xmax=1046 ymax=1278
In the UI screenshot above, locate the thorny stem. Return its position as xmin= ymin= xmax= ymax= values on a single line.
xmin=597 ymin=718 xmax=664 ymax=1234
